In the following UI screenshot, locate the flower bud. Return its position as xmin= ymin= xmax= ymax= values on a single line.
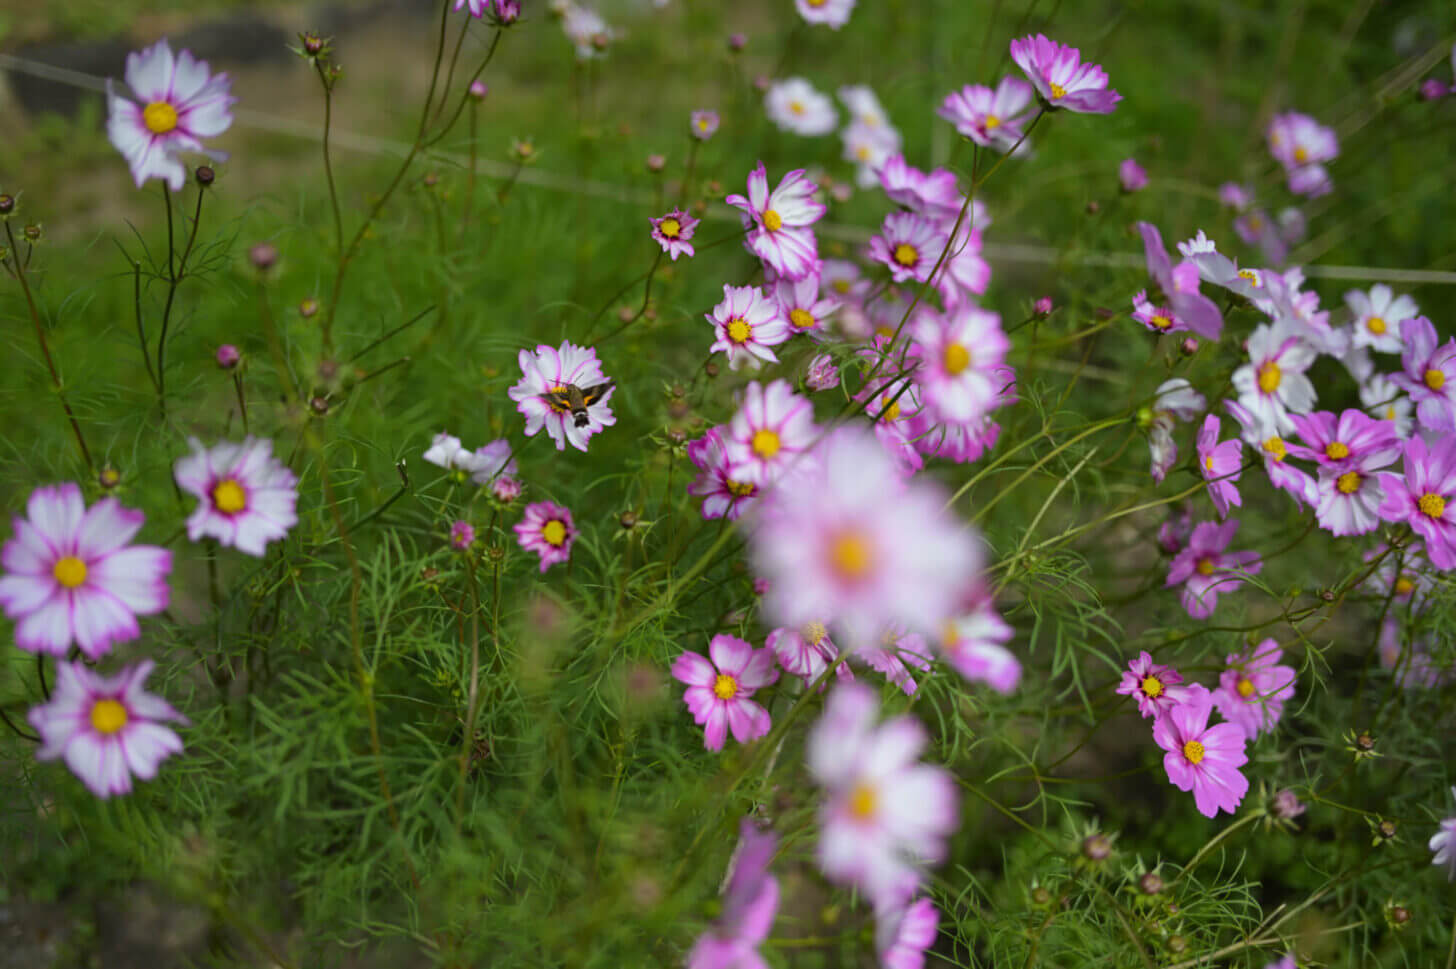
xmin=491 ymin=476 xmax=522 ymax=504
xmin=1081 ymin=833 xmax=1112 ymax=862
xmin=1419 ymin=78 xmax=1447 ymax=101
xmin=618 ymin=510 xmax=640 ymax=531
xmin=469 ymin=80 xmax=489 ymax=101
xmin=646 ymin=153 xmax=666 ymax=173
xmin=249 ymin=242 xmax=279 ymax=272
xmin=195 ymin=165 xmax=216 ymax=187
xmin=97 ymin=466 xmax=122 ymax=491
xmin=1138 ymin=872 xmax=1163 ymax=895
xmin=216 ymin=344 xmax=241 ymax=370
xmin=22 ymin=223 xmax=42 ymax=243
xmin=727 ymin=32 xmax=746 ymax=52
xmin=298 ymin=298 xmax=320 ymax=319
xmin=0 ymin=194 xmax=14 ymax=216
xmin=1034 ymin=296 xmax=1053 ymax=316
xmin=309 ymin=395 xmax=330 ymax=415
xmin=704 ymin=361 xmax=719 ymax=379
xmin=450 ymin=520 xmax=476 ymax=550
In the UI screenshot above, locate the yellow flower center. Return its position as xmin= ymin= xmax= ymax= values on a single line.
xmin=1182 ymin=740 xmax=1205 ymax=765
xmin=762 ymin=208 xmax=783 ymax=232
xmin=985 ymin=114 xmax=1001 ymax=129
xmin=807 ymin=0 xmax=827 ymax=6
xmin=1236 ymin=677 xmax=1256 ymax=699
xmin=848 ymin=782 xmax=877 ymax=819
xmin=212 ymin=479 xmax=248 ymax=515
xmin=659 ymin=218 xmax=680 ymax=238
xmin=880 ymin=397 xmax=902 ymax=423
xmin=1325 ymin=441 xmax=1350 ymax=460
xmin=1204 ymin=455 xmax=1215 ymax=471
xmin=143 ymin=101 xmax=179 ymax=135
xmin=832 ymin=279 xmax=851 ymax=294
xmin=1418 ymin=493 xmax=1446 ymax=519
xmin=1141 ymin=675 xmax=1164 ymax=698
xmin=1196 ymin=557 xmax=1216 ymax=576
xmin=855 ymin=145 xmax=871 ymax=161
xmin=542 ymin=519 xmax=568 ymax=546
xmin=943 ymin=343 xmax=971 ymax=375
xmin=696 ymin=118 xmax=709 ymax=132
xmin=1238 ymin=269 xmax=1261 ymax=287
xmin=1425 ymin=368 xmax=1446 ymax=391
xmin=1257 ymin=361 xmax=1282 ymax=394
xmin=751 ymin=429 xmax=781 ymax=459
xmin=1293 ymin=146 xmax=1309 ymax=163
xmin=1395 ymin=576 xmax=1415 ymax=596
xmin=1151 ymin=313 xmax=1173 ymax=331
xmin=1049 ymin=81 xmax=1067 ymax=100
xmin=1366 ymin=316 xmax=1386 ymax=335
xmin=52 ymin=556 xmax=88 ymax=589
xmin=727 ymin=318 xmax=752 ymax=344
xmin=727 ymin=479 xmax=755 ymax=497
xmin=830 ymin=532 xmax=872 ymax=579
xmin=90 ymin=698 xmax=129 ymax=735
xmin=712 ymin=673 xmax=739 ymax=700
xmin=789 ymin=101 xmax=805 ymax=116
xmin=1336 ymin=471 xmax=1362 ymax=494
xmin=892 ymin=243 xmax=918 ymax=268
xmin=789 ymin=308 xmax=815 ymax=330
xmin=1263 ymin=437 xmax=1287 ymax=461
xmin=802 ymin=620 xmax=828 ymax=645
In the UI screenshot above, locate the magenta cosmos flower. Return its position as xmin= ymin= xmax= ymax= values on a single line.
xmin=722 ymin=379 xmax=818 ymax=487
xmin=1197 ymin=415 xmax=1243 ymax=518
xmin=507 ymin=341 xmax=617 ymax=452
xmin=877 ymin=897 xmax=939 ymax=969
xmin=688 ymin=820 xmax=780 ymax=969
xmin=1116 ymin=651 xmax=1191 ymax=720
xmin=750 ymin=426 xmax=982 ymax=649
xmin=706 ymin=284 xmax=790 ymax=371
xmin=1266 ymin=112 xmax=1337 ymax=197
xmin=107 ymin=39 xmax=235 ymax=191
xmin=940 ymin=593 xmax=1019 ymax=693
xmin=1211 ymin=639 xmax=1297 ymax=741
xmin=1378 ymin=433 xmax=1456 ymax=569
xmin=869 ymin=212 xmax=950 ymax=285
xmin=28 ymin=659 xmax=187 ymax=798
xmin=878 ymin=155 xmax=965 ymax=221
xmin=690 ymin=109 xmax=720 ymax=141
xmin=774 ymin=273 xmax=839 ymax=338
xmin=671 ymin=634 xmax=778 ymax=751
xmin=1152 ymin=683 xmax=1249 ymax=818
xmin=174 ymin=437 xmax=299 ymax=557
xmin=1390 ymin=316 xmax=1456 ymax=432
xmin=1009 ymin=34 xmax=1121 ymax=114
xmin=650 ymin=208 xmax=699 ymax=261
xmin=938 ymin=77 xmax=1035 ymax=152
xmin=1430 ymin=787 xmax=1456 ymax=881
xmin=0 ymin=484 xmax=171 ymax=659
xmin=687 ymin=427 xmax=759 ymax=521
xmin=767 ymin=620 xmax=848 ymax=684
xmin=1136 ymin=222 xmax=1223 ymax=341
xmin=859 ymin=627 xmax=933 ymax=695
xmin=1166 ymin=519 xmax=1262 ymax=619
xmin=808 ymin=683 xmax=958 ymax=910
xmin=908 ymin=303 xmax=1010 ymax=427
xmin=727 ymin=163 xmax=825 ymax=280
xmin=1119 ymin=158 xmax=1148 ymax=192
xmin=514 ymin=501 xmax=577 ymax=572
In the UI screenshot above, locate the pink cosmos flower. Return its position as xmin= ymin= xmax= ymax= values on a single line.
xmin=1224 ymin=400 xmax=1317 ymax=509
xmin=907 ymin=304 xmax=1009 ymax=426
xmin=1116 ymin=651 xmax=1191 ymax=720
xmin=0 ymin=484 xmax=171 ymax=659
xmin=450 ymin=520 xmax=476 ymax=550
xmin=1219 ymin=182 xmax=1252 ymax=210
xmin=909 ymin=414 xmax=1003 ymax=466
xmin=508 ymin=341 xmax=617 ymax=452
xmin=106 ymin=39 xmax=235 ymax=191
xmin=671 ymin=635 xmax=778 ymax=751
xmin=690 ymin=109 xmax=720 ymax=141
xmin=1158 ymin=507 xmax=1195 ymax=555
xmin=687 ymin=427 xmax=759 ymax=521
xmin=1197 ymin=415 xmax=1243 ymax=519
xmin=857 ymin=626 xmax=934 ymax=695
xmin=424 ymin=432 xmax=492 ymax=481
xmin=1429 ymin=787 xmax=1456 ymax=880
xmin=706 ymin=284 xmax=791 ymax=371
xmin=1345 ymin=284 xmax=1417 ymax=356
xmin=1287 ymin=409 xmax=1401 ymax=470
xmin=859 ymin=373 xmax=927 ymax=477
xmin=1390 ymin=316 xmax=1456 ymax=432
xmin=1378 ymin=433 xmax=1456 ymax=569
xmin=767 ymin=620 xmax=850 ymax=684
xmin=1267 ymin=112 xmax=1337 ymax=198
xmin=688 ymin=820 xmax=780 ymax=969
xmin=28 ymin=659 xmax=186 ymax=798
xmin=514 ymin=501 xmax=577 ymax=572
xmin=472 ymin=439 xmax=518 ymax=490
xmin=877 ymin=155 xmax=966 ymax=222
xmin=1152 ymin=683 xmax=1249 ymax=817
xmin=1231 ymin=323 xmax=1317 ymax=438
xmin=795 ymin=0 xmax=856 ymax=28
xmin=940 ymin=593 xmax=1019 ymax=692
xmin=1256 ymin=269 xmax=1346 ymax=357
xmin=1166 ymin=519 xmax=1262 ymax=619
xmin=726 ymin=163 xmax=825 ymax=280
xmin=937 ymin=77 xmax=1036 ymax=151
xmin=838 ymin=84 xmax=892 ymax=129
xmin=805 ymin=353 xmax=840 ymax=392
xmin=1314 ymin=455 xmax=1394 ymax=537
xmin=775 ymin=273 xmax=839 ymax=338
xmin=1176 ymin=232 xmax=1264 ymax=304
xmin=174 ymin=437 xmax=298 ymax=557
xmin=1136 ymin=222 xmax=1223 ymax=340
xmin=1009 ymin=34 xmax=1121 ymax=114
xmin=650 ymin=208 xmax=699 ymax=261
xmin=808 ymin=683 xmax=959 ymax=910
xmin=1211 ymin=640 xmax=1296 ymax=741
xmin=877 ymin=897 xmax=939 ymax=969
xmin=750 ymin=426 xmax=982 ymax=649
xmin=842 ymin=120 xmax=901 ymax=188
xmin=1118 ymin=158 xmax=1148 ymax=192
xmin=869 ymin=212 xmax=950 ymax=285
xmin=935 ymin=222 xmax=992 ymax=310
xmin=722 ymin=379 xmax=817 ymax=487
xmin=1145 ymin=378 xmax=1206 ymax=483
xmin=764 ymin=78 xmax=837 ymax=136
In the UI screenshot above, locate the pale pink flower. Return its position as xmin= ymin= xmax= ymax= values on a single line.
xmin=869 ymin=212 xmax=949 ymax=285
xmin=672 ymin=635 xmax=778 ymax=751
xmin=1345 ymin=284 xmax=1417 ymax=356
xmin=795 ymin=0 xmax=856 ymax=29
xmin=726 ymin=163 xmax=825 ymax=280
xmin=940 ymin=593 xmax=1019 ymax=692
xmin=767 ymin=620 xmax=849 ymax=684
xmin=877 ymin=897 xmax=939 ymax=969
xmin=805 ymin=353 xmax=840 ymax=392
xmin=174 ymin=437 xmax=298 ymax=557
xmin=907 ymin=304 xmax=1009 ymax=426
xmin=688 ymin=820 xmax=780 ymax=969
xmin=1166 ymin=519 xmax=1262 ymax=619
xmin=1009 ymin=34 xmax=1121 ymax=113
xmin=1197 ymin=414 xmax=1243 ymax=519
xmin=764 ymin=78 xmax=837 ymax=136
xmin=857 ymin=626 xmax=933 ymax=695
xmin=775 ymin=273 xmax=839 ymax=337
xmin=1267 ymin=111 xmax=1337 ymax=198
xmin=1231 ymin=323 xmax=1318 ymax=439
xmin=690 ymin=109 xmax=720 ymax=141
xmin=937 ymin=77 xmax=1036 ymax=151
xmin=1212 ymin=639 xmax=1297 ymax=741
xmin=650 ymin=208 xmax=699 ymax=260
xmin=687 ymin=427 xmax=759 ymax=521
xmin=1431 ymin=787 xmax=1456 ymax=881
xmin=514 ymin=501 xmax=577 ymax=572
xmin=722 ymin=380 xmax=818 ymax=487
xmin=507 ymin=341 xmax=617 ymax=452
xmin=1118 ymin=158 xmax=1148 ymax=192
xmin=1136 ymin=222 xmax=1223 ymax=340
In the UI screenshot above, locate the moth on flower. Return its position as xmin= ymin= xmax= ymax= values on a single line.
xmin=508 ymin=341 xmax=616 ymax=451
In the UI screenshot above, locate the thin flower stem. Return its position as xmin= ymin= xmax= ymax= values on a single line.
xmin=231 ymin=371 xmax=249 ymax=434
xmin=971 ymin=416 xmax=1128 ymax=523
xmin=455 ymin=555 xmax=482 ymax=830
xmin=0 ymin=707 xmax=39 ymax=742
xmin=314 ymin=61 xmax=344 ymax=258
xmin=131 ymin=260 xmax=159 ymax=394
xmin=1169 ymin=811 xmax=1259 ymax=887
xmin=678 ymin=138 xmax=699 ymax=206
xmin=5 ymin=221 xmax=93 ymax=470
xmin=35 ymin=654 xmax=49 ymax=702
xmin=155 ymin=183 xmax=206 ymax=416
xmin=596 ymin=248 xmax=663 ymax=344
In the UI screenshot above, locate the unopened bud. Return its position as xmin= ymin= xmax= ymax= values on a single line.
xmin=469 ymin=80 xmax=489 ymax=101
xmin=195 ymin=165 xmax=215 ymax=187
xmin=704 ymin=361 xmax=719 ymax=379
xmin=97 ymin=466 xmax=122 ymax=491
xmin=618 ymin=510 xmax=640 ymax=530
xmin=0 ymin=194 xmax=14 ymax=216
xmin=249 ymin=242 xmax=279 ymax=272
xmin=646 ymin=153 xmax=666 ymax=173
xmin=1085 ymin=200 xmax=1101 ymax=215
xmin=22 ymin=224 xmax=41 ymax=243
xmin=727 ymin=32 xmax=746 ymax=52
xmin=1139 ymin=872 xmax=1163 ymax=895
xmin=216 ymin=344 xmax=241 ymax=370
xmin=1081 ymin=833 xmax=1112 ymax=861
xmin=1034 ymin=296 xmax=1053 ymax=316
xmin=299 ymin=298 xmax=319 ymax=319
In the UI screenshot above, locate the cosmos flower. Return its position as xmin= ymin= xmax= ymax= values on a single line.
xmin=560 ymin=4 xmax=616 ymax=60
xmin=1313 ymin=454 xmax=1395 ymax=537
xmin=687 ymin=427 xmax=759 ymax=521
xmin=106 ymin=39 xmax=235 ymax=191
xmin=688 ymin=820 xmax=780 ymax=969
xmin=1377 ymin=433 xmax=1456 ymax=570
xmin=1211 ymin=640 xmax=1297 ymax=741
xmin=1136 ymin=222 xmax=1223 ymax=340
xmin=749 ymin=426 xmax=981 ymax=649
xmin=1231 ymin=323 xmax=1318 ymax=439
xmin=841 ymin=120 xmax=901 ymax=188
xmin=808 ymin=682 xmax=959 ymax=910
xmin=934 ymin=221 xmax=992 ymax=310
xmin=513 ymin=501 xmax=577 ymax=572
xmin=1152 ymin=683 xmax=1249 ymax=818
xmin=424 ymin=432 xmax=492 ymax=481
xmin=449 ymin=520 xmax=476 ymax=550
xmin=1430 ymin=788 xmax=1456 ymax=881
xmin=1197 ymin=415 xmax=1243 ymax=519
xmin=767 ymin=620 xmax=850 ymax=684
xmin=1144 ymin=379 xmax=1207 ymax=484
xmin=869 ymin=212 xmax=950 ymax=284
xmin=774 ymin=273 xmax=839 ymax=338
xmin=1116 ymin=651 xmax=1191 ymax=720
xmin=907 ymin=304 xmax=1010 ymax=427
xmin=877 ymin=897 xmax=939 ymax=969
xmin=1360 ymin=373 xmax=1415 ymax=440
xmin=650 ymin=208 xmax=700 ymax=261
xmin=671 ymin=634 xmax=778 ymax=751
xmin=805 ymin=353 xmax=840 ymax=392
xmin=1287 ymin=409 xmax=1400 ymax=470
xmin=1176 ymin=231 xmax=1264 ymax=304
xmin=1390 ymin=316 xmax=1456 ymax=432
xmin=877 ymin=155 xmax=967 ymax=222
xmin=764 ymin=77 xmax=838 ymax=136
xmin=1345 ymin=284 xmax=1417 ymax=356
xmin=1118 ymin=158 xmax=1148 ymax=192
xmin=472 ymin=439 xmax=518 ymax=490
xmin=1009 ymin=34 xmax=1121 ymax=114
xmin=726 ymin=163 xmax=826 ymax=280
xmin=0 ymin=484 xmax=171 ymax=659
xmin=706 ymin=284 xmax=791 ymax=371
xmin=721 ymin=379 xmax=818 ymax=487
xmin=858 ymin=371 xmax=927 ymax=477
xmin=795 ymin=0 xmax=856 ymax=28
xmin=174 ymin=437 xmax=299 ymax=557
xmin=690 ymin=109 xmax=720 ymax=141
xmin=1166 ymin=519 xmax=1262 ymax=619
xmin=937 ymin=77 xmax=1036 ymax=151
xmin=939 ymin=593 xmax=1019 ymax=692
xmin=508 ymin=341 xmax=617 ymax=452
xmin=857 ymin=627 xmax=933 ymax=695
xmin=28 ymin=659 xmax=187 ymax=799
xmin=1267 ymin=112 xmax=1337 ymax=198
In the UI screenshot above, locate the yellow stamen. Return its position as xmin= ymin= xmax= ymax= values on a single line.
xmin=1196 ymin=558 xmax=1216 ymax=576
xmin=143 ymin=101 xmax=178 ymax=135
xmin=1418 ymin=493 xmax=1446 ymax=519
xmin=1336 ymin=471 xmax=1361 ymax=494
xmin=52 ymin=556 xmax=88 ymax=589
xmin=830 ymin=533 xmax=872 ymax=579
xmin=727 ymin=479 xmax=755 ymax=498
xmin=1150 ymin=313 xmax=1173 ymax=331
xmin=658 ymin=218 xmax=680 ymax=239
xmin=712 ymin=673 xmax=739 ymax=700
xmin=752 ymin=429 xmax=781 ymax=459
xmin=984 ymin=114 xmax=1001 ymax=129
xmin=789 ymin=101 xmax=805 ymax=116
xmin=1263 ymin=437 xmax=1287 ymax=461
xmin=1182 ymin=740 xmax=1205 ymax=765
xmin=1293 ymin=146 xmax=1309 ymax=163
xmin=90 ymin=698 xmax=128 ymax=735
xmin=943 ymin=343 xmax=971 ymax=375
xmin=1141 ymin=675 xmax=1164 ymax=698
xmin=1236 ymin=677 xmax=1256 ymax=699
xmin=762 ymin=209 xmax=783 ymax=232
xmin=1048 ymin=81 xmax=1067 ymax=100
xmin=212 ymin=479 xmax=247 ymax=515
xmin=789 ymin=308 xmax=815 ymax=330
xmin=542 ymin=519 xmax=567 ymax=546
xmin=802 ymin=621 xmax=828 ymax=645
xmin=1325 ymin=441 xmax=1349 ymax=460
xmin=1365 ymin=316 xmax=1386 ymax=335
xmin=1425 ymin=368 xmax=1446 ymax=391
xmin=1257 ymin=361 xmax=1282 ymax=394
xmin=1394 ymin=576 xmax=1414 ymax=596
xmin=727 ymin=318 xmax=752 ymax=344
xmin=892 ymin=243 xmax=918 ymax=268
xmin=848 ymin=782 xmax=877 ymax=819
